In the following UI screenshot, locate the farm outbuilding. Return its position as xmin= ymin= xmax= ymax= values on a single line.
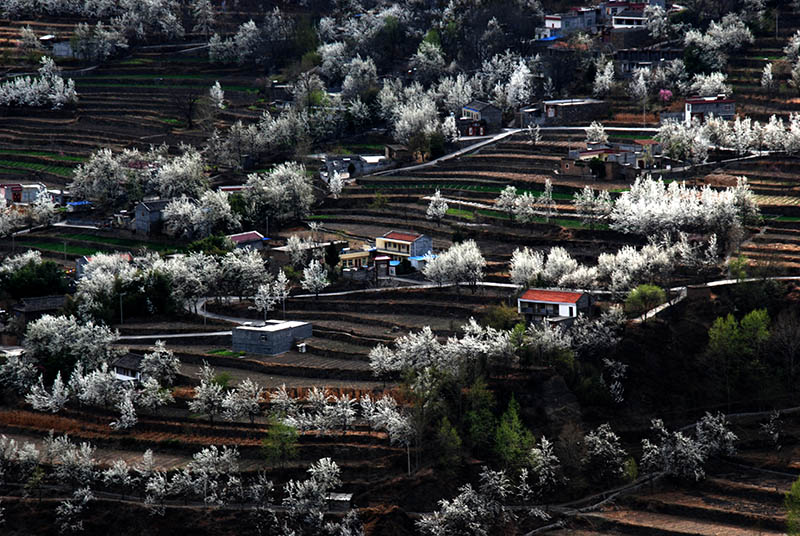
xmin=232 ymin=321 xmax=313 ymax=356
xmin=12 ymin=295 xmax=67 ymax=325
xmin=227 ymin=231 xmax=268 ymax=250
xmin=112 ymin=353 xmax=144 ymax=383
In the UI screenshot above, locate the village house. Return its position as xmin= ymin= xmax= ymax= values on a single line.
xmin=611 ymin=8 xmax=645 ymax=28
xmin=134 ymin=199 xmax=171 ymax=235
xmin=227 ymin=231 xmax=268 ymax=250
xmin=660 ymin=95 xmax=736 ymax=125
xmin=517 ymin=289 xmax=591 ymax=325
xmin=111 ymin=353 xmax=144 ymax=383
xmin=560 ymin=139 xmax=661 ymax=179
xmin=340 ymin=246 xmax=373 ymax=269
xmin=614 ymin=48 xmax=683 ymax=77
xmin=39 ymin=34 xmax=74 ymax=57
xmin=374 ymin=231 xmax=432 ymax=262
xmin=321 ymin=154 xmax=392 ymax=181
xmin=232 ymin=320 xmax=313 ymax=356
xmin=520 ymin=98 xmax=607 ymax=127
xmin=599 ymin=0 xmax=665 ymax=24
xmin=460 ymin=100 xmax=503 ymax=133
xmin=0 ymin=183 xmax=47 ymax=204
xmin=536 ymin=7 xmax=598 ymax=39
xmin=12 ymin=295 xmax=67 ymax=325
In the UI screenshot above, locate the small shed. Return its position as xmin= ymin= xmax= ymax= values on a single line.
xmin=111 ymin=353 xmax=144 ymax=383
xmin=385 ymin=144 xmax=412 ymax=162
xmin=232 ymin=321 xmax=313 ymax=356
xmin=227 ymin=231 xmax=268 ymax=250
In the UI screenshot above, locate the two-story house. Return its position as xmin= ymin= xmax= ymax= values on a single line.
xmin=374 ymin=231 xmax=432 ymax=262
xmin=135 ymin=199 xmax=171 ymax=235
xmin=660 ymin=95 xmax=736 ymax=125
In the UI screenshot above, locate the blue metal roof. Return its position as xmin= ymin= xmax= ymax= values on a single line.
xmin=537 ymin=35 xmax=560 ymax=41
xmin=67 ymin=201 xmax=91 ymax=206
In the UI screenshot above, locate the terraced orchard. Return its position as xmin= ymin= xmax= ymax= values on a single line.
xmin=708 ymin=156 xmax=800 ymax=272
xmin=0 ymin=16 xmax=269 ymax=188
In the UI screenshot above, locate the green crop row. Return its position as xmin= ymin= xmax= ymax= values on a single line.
xmin=0 ymin=159 xmax=74 ymax=177
xmin=0 ymin=150 xmax=86 ymax=163
xmin=58 ymin=233 xmax=172 ymax=251
xmin=18 ymin=241 xmax=102 ymax=256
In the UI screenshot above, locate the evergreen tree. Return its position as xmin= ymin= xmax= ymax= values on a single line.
xmin=493 ymin=395 xmax=534 ymax=470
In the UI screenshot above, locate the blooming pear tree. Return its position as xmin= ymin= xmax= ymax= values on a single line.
xmin=301 ymin=260 xmax=329 ymax=298
xmin=583 ymin=424 xmax=628 ymax=482
xmin=140 ymin=341 xmax=181 ymax=386
xmin=426 ymin=190 xmax=449 ymax=226
xmin=188 ymin=362 xmax=225 ymax=424
xmin=585 ymin=121 xmax=608 ymax=145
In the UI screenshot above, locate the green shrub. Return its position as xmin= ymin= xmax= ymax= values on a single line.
xmin=482 ymin=304 xmax=521 ymax=331
xmin=625 ymin=284 xmax=666 ymax=319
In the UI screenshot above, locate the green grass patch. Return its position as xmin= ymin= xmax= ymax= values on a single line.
xmin=208 ymin=349 xmax=246 ymax=357
xmin=608 ymin=133 xmax=654 ymax=140
xmin=307 ymin=215 xmax=336 ymax=220
xmin=159 ymin=118 xmax=185 ymax=127
xmin=342 ymin=144 xmax=385 ymax=153
xmin=58 ymin=233 xmax=172 ymax=251
xmin=118 ymin=57 xmax=155 ymax=66
xmin=476 ymin=208 xmax=512 ymax=220
xmin=0 ymin=159 xmax=74 ymax=177
xmin=18 ymin=241 xmax=103 ymax=256
xmin=446 ymin=207 xmax=475 ymax=220
xmin=773 ymin=215 xmax=800 ymax=222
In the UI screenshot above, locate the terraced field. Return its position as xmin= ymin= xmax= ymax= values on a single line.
xmin=553 ymin=464 xmax=794 ymax=536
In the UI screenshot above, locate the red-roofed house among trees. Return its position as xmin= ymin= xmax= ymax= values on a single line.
xmin=227 ymin=231 xmax=268 ymax=250
xmin=374 ymin=231 xmax=432 ymax=262
xmin=518 ymin=289 xmax=591 ymax=324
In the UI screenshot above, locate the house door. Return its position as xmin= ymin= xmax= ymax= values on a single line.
xmin=569 ymin=307 xmax=574 ymax=317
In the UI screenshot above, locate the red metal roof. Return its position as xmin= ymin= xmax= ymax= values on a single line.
xmin=227 ymin=231 xmax=264 ymax=244
xmin=383 ymin=231 xmax=421 ymax=242
xmin=635 ymin=139 xmax=659 ymax=145
xmin=519 ymin=289 xmax=584 ymax=304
